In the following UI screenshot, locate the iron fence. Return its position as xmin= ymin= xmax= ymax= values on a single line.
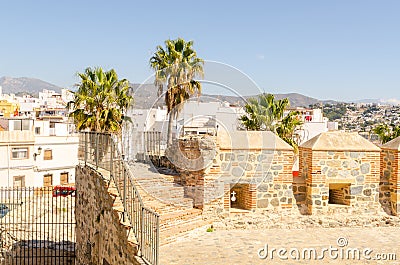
xmin=0 ymin=187 xmax=75 ymax=265
xmin=78 ymin=132 xmax=159 ymax=265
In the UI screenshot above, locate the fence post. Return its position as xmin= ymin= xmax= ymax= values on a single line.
xmin=141 ymin=207 xmax=145 ymax=258
xmin=122 ymin=154 xmax=126 ymax=222
xmin=156 ymin=215 xmax=160 ymax=265
xmin=84 ymin=133 xmax=88 ymax=165
xmin=158 ymin=132 xmax=161 ymax=167
xmin=110 ymin=136 xmax=113 ymax=180
xmin=95 ymin=133 xmax=99 ymax=169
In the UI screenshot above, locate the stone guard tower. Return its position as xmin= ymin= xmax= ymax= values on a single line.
xmin=299 ymin=131 xmax=381 ymax=214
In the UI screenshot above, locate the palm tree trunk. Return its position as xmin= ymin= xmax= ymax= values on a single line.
xmin=167 ymin=111 xmax=174 ymax=147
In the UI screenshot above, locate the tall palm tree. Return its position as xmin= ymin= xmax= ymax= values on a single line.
xmin=68 ymin=67 xmax=133 ymax=133
xmin=150 ymin=38 xmax=204 ymax=146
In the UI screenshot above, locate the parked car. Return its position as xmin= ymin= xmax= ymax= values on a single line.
xmin=0 ymin=204 xmax=9 ymax=218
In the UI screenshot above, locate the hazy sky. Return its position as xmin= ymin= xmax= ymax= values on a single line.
xmin=0 ymin=0 xmax=399 ymax=101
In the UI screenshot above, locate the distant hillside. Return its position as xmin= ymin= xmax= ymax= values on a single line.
xmin=0 ymin=77 xmax=335 ymax=108
xmin=130 ymin=84 xmax=331 ymax=108
xmin=352 ymin=98 xmax=400 ymax=106
xmin=0 ymin=76 xmax=62 ymax=96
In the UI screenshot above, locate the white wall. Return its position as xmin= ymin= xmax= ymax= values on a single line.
xmin=0 ymin=127 xmax=78 ymax=187
xmin=299 ymin=122 xmax=329 ymax=145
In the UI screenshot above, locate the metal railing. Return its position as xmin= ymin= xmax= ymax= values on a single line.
xmin=78 ymin=132 xmax=159 ymax=265
xmin=144 ymin=131 xmax=162 ymax=165
xmin=0 ymin=187 xmax=76 ymax=264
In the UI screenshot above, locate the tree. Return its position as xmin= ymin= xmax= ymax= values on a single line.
xmin=240 ymin=93 xmax=302 ymax=151
xmin=68 ymin=67 xmax=132 ymax=133
xmin=150 ymin=38 xmax=204 ymax=146
xmin=240 ymin=93 xmax=290 ymax=132
xmin=276 ymin=111 xmax=303 ymax=152
xmin=373 ymin=123 xmax=400 ymax=144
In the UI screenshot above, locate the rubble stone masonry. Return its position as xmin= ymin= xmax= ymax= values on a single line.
xmin=299 ymin=131 xmax=381 ymax=215
xmin=167 ymin=131 xmax=295 ymax=218
xmin=381 ymin=137 xmax=400 ymax=216
xmin=75 ymin=166 xmax=139 ymax=265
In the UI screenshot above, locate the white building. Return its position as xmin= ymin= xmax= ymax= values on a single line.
xmin=122 ymin=107 xmax=168 ymax=161
xmin=176 ymin=101 xmax=245 ymax=136
xmin=0 ymin=118 xmax=78 ymax=187
xmin=288 ymin=108 xmax=338 ymax=145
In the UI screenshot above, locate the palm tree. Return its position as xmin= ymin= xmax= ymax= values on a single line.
xmin=276 ymin=111 xmax=303 ymax=152
xmin=373 ymin=123 xmax=400 ymax=144
xmin=150 ymin=38 xmax=204 ymax=146
xmin=240 ymin=93 xmax=302 ymax=151
xmin=240 ymin=93 xmax=290 ymax=132
xmin=68 ymin=67 xmax=133 ymax=133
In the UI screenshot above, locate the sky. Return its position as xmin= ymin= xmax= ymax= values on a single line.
xmin=0 ymin=0 xmax=399 ymax=101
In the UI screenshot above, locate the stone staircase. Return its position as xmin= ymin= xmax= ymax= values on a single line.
xmin=129 ymin=162 xmax=194 ymax=209
xmin=128 ymin=162 xmax=212 ymax=245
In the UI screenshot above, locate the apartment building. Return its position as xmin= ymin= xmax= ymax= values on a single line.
xmin=0 ymin=118 xmax=78 ymax=187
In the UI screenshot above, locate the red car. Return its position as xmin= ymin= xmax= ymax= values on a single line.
xmin=52 ymin=185 xmax=76 ymax=197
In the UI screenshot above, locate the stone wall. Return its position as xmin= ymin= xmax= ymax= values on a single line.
xmin=300 ymin=149 xmax=380 ymax=214
xmin=212 ymin=149 xmax=295 ymax=210
xmin=381 ymin=145 xmax=400 ymax=215
xmin=75 ymin=165 xmax=139 ymax=265
xmin=166 ymin=131 xmax=295 ymax=217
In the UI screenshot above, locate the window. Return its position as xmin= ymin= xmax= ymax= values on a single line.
xmin=43 ymin=149 xmax=53 ymax=160
xmin=13 ymin=176 xmax=25 ymax=187
xmin=11 ymin=147 xmax=29 ymax=159
xmin=35 ymin=127 xmax=41 ymax=135
xmin=43 ymin=174 xmax=53 ymax=187
xmin=13 ymin=120 xmax=30 ymax=131
xmin=60 ymin=172 xmax=69 ymax=185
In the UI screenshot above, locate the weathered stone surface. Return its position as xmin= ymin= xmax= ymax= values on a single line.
xmin=294 ymin=194 xmax=306 ymax=202
xmin=239 ymin=162 xmax=252 ymax=171
xmin=257 ymin=184 xmax=268 ymax=192
xmin=271 ymin=165 xmax=283 ymax=170
xmin=360 ymin=163 xmax=370 ymax=174
xmin=350 ymin=186 xmax=363 ymax=195
xmin=225 ymin=153 xmax=234 ymax=161
xmin=327 ymin=168 xmax=338 ymax=178
xmin=76 ymin=166 xmax=140 ymax=265
xmin=257 ymin=199 xmax=269 ymax=208
xmin=363 ymin=189 xmax=372 ymax=196
xmin=327 ymin=160 xmax=341 ymax=167
xmin=356 ymin=175 xmax=365 ymax=183
xmin=270 ymin=198 xmax=279 ymax=207
xmin=232 ymin=167 xmax=244 ymax=177
xmin=237 ymin=154 xmax=246 ymax=161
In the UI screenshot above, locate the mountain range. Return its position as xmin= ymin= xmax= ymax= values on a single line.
xmin=1 ymin=76 xmax=334 ymax=108
xmin=0 ymin=76 xmax=62 ymax=96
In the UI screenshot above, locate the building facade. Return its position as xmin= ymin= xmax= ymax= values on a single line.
xmin=0 ymin=118 xmax=78 ymax=187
